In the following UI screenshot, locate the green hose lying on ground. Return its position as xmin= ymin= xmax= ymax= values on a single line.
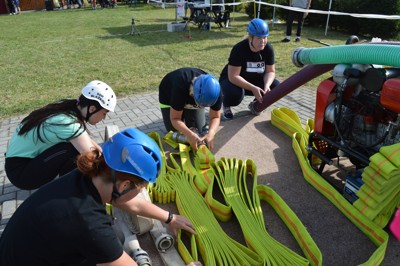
xmin=150 ymin=131 xmax=322 ymax=265
xmin=271 ymin=107 xmax=389 ymax=266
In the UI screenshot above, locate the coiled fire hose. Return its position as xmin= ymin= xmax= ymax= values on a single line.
xmin=271 ymin=107 xmax=390 ymax=266
xmin=149 ymin=131 xmax=322 ymax=265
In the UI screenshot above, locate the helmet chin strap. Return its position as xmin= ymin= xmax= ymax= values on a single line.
xmin=85 ymin=106 xmax=101 ymax=122
xmin=110 ymin=170 xmax=121 ymax=202
xmin=110 ymin=170 xmax=137 ymax=202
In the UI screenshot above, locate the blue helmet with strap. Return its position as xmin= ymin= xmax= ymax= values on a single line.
xmin=247 ymin=18 xmax=269 ymax=37
xmin=193 ymin=74 xmax=221 ymax=107
xmin=102 ymin=128 xmax=162 ymax=183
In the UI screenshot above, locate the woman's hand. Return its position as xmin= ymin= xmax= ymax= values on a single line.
xmin=263 ymin=86 xmax=271 ymax=94
xmin=201 ymin=134 xmax=214 ymax=150
xmin=252 ymin=86 xmax=264 ymax=103
xmin=188 ymin=134 xmax=202 ymax=152
xmin=166 ymin=214 xmax=196 ymax=236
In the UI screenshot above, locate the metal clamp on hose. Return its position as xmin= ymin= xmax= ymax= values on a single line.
xmin=152 ymin=230 xmax=175 ymax=252
xmin=132 ymin=246 xmax=152 ymax=266
xmin=198 ymin=140 xmax=207 ymax=147
xmin=292 ymin=47 xmax=305 ymax=68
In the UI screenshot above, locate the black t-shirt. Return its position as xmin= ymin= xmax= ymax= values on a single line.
xmin=159 ymin=67 xmax=222 ymax=111
xmin=220 ymin=39 xmax=275 ymax=85
xmin=0 ymin=170 xmax=123 ymax=266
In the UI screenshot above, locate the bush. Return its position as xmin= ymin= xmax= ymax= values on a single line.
xmin=244 ymin=0 xmax=287 ymax=20
xmin=307 ymin=0 xmax=400 ymax=39
xmin=223 ymin=0 xmax=243 ymax=13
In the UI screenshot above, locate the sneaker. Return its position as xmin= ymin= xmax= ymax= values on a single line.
xmin=295 ymin=37 xmax=300 ymax=42
xmin=281 ymin=38 xmax=290 ymax=43
xmin=223 ymin=105 xmax=233 ymax=120
xmin=248 ymin=101 xmax=261 ymax=116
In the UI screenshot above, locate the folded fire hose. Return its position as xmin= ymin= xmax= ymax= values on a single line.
xmin=271 ymin=107 xmax=390 ymax=266
xmin=145 ymin=131 xmax=322 ymax=265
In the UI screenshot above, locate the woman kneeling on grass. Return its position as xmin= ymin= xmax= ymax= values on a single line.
xmin=0 ymin=128 xmax=202 ymax=266
xmin=5 ymin=80 xmax=117 ymax=190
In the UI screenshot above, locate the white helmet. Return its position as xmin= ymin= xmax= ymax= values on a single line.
xmin=82 ymin=80 xmax=117 ymax=112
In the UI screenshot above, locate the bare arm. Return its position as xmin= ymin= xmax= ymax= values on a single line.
xmin=228 ymin=65 xmax=265 ymax=103
xmin=113 ymin=195 xmax=196 ymax=236
xmin=70 ymin=131 xmax=99 ymax=153
xmin=170 ymin=108 xmax=202 ymax=151
xmin=201 ymin=108 xmax=220 ymax=150
xmin=263 ymin=64 xmax=276 ymax=93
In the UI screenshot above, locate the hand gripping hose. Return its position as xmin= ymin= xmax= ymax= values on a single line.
xmin=252 ymin=64 xmax=335 ymax=113
xmin=271 ymin=107 xmax=390 ymax=265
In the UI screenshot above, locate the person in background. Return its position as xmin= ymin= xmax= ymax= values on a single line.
xmin=7 ymin=0 xmax=16 ymax=14
xmin=219 ymin=18 xmax=280 ymax=119
xmin=11 ymin=0 xmax=21 ymax=14
xmin=5 ymin=80 xmax=117 ymax=190
xmin=59 ymin=0 xmax=66 ymax=9
xmin=158 ymin=67 xmax=222 ymax=151
xmin=281 ymin=0 xmax=312 ymax=42
xmin=67 ymin=0 xmax=83 ymax=9
xmin=0 ymin=128 xmax=202 ymax=266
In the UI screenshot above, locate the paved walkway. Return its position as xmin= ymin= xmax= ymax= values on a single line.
xmin=0 ymin=88 xmax=316 ymax=233
xmin=0 ymin=89 xmax=316 ymax=230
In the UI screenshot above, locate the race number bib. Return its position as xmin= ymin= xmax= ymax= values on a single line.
xmin=246 ymin=61 xmax=265 ymax=73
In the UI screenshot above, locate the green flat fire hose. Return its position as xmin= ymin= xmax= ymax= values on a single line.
xmin=149 ymin=131 xmax=322 ymax=265
xmin=169 ymin=170 xmax=263 ymax=266
xmin=354 ymin=145 xmax=400 ymax=227
xmin=271 ymin=107 xmax=391 ymax=266
xmin=210 ymin=157 xmax=319 ymax=266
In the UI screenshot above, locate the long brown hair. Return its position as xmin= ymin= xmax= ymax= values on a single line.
xmin=18 ymin=95 xmax=101 ymax=142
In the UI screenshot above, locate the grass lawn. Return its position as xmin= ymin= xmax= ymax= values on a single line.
xmin=0 ymin=4 xmax=361 ymax=119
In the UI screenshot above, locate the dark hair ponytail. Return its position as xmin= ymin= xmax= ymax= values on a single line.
xmin=18 ymin=96 xmax=101 ymax=142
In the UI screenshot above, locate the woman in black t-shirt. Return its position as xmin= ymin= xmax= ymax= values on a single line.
xmin=0 ymin=128 xmax=201 ymax=266
xmin=159 ymin=67 xmax=222 ymax=151
xmin=219 ymin=18 xmax=280 ymax=119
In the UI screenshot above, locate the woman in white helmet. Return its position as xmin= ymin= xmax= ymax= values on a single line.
xmin=4 ymin=80 xmax=117 ymax=190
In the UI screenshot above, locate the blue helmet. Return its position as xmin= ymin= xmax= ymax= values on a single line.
xmin=193 ymin=74 xmax=221 ymax=107
xmin=247 ymin=18 xmax=269 ymax=37
xmin=102 ymin=128 xmax=162 ymax=183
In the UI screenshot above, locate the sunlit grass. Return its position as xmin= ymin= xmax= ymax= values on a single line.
xmin=0 ymin=4 xmax=360 ymax=119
